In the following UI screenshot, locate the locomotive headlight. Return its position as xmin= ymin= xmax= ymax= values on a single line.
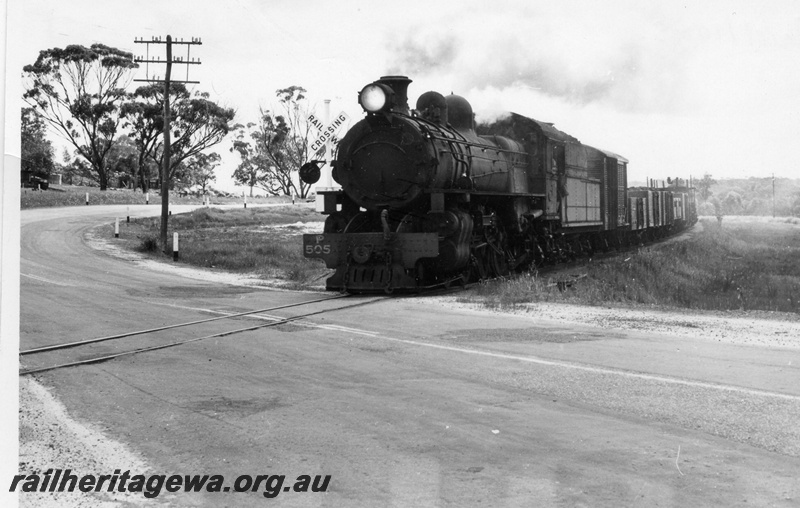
xmin=359 ymin=83 xmax=394 ymax=113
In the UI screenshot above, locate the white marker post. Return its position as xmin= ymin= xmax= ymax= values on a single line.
xmin=173 ymin=233 xmax=179 ymax=261
xmin=114 ymin=218 xmax=119 ymax=238
xmin=145 ymin=192 xmax=149 ymax=205
xmin=244 ymin=193 xmax=247 ymax=209
xmin=85 ymin=192 xmax=89 ymax=206
xmin=126 ymin=206 xmax=130 ymax=223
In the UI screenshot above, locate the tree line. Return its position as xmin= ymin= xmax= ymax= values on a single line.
xmin=695 ymin=173 xmax=800 ymax=217
xmin=22 ymin=42 xmax=326 ymax=198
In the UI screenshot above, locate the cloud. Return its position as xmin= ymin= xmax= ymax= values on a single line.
xmin=387 ymin=34 xmax=458 ymax=77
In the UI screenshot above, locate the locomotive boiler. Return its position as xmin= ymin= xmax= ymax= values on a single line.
xmin=301 ymin=75 xmax=695 ymax=292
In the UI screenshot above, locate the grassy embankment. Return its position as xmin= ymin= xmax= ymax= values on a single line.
xmin=20 ymin=185 xmax=285 ymax=209
xmin=100 ymin=205 xmax=329 ymax=289
xmin=26 ymin=184 xmax=326 ymax=289
xmin=103 ymin=204 xmax=800 ymax=313
xmin=464 ymin=217 xmax=800 ymax=314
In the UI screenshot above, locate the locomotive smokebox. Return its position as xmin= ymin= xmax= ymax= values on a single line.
xmin=377 ymin=75 xmax=412 ymax=114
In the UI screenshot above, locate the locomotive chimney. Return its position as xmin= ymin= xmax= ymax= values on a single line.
xmin=378 ymin=75 xmax=412 ymax=115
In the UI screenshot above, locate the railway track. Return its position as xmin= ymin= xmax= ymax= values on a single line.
xmin=20 ymin=221 xmax=698 ymax=375
xmin=16 ymin=263 xmax=567 ymax=374
xmin=19 ymin=294 xmax=389 ymax=376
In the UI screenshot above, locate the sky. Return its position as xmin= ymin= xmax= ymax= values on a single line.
xmin=6 ymin=0 xmax=800 ymax=190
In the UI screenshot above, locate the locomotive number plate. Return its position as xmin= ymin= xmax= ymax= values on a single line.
xmin=303 ymin=233 xmax=439 ymax=269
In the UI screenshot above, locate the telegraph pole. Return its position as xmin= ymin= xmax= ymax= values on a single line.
xmin=133 ymin=35 xmax=202 ymax=253
xmin=161 ymin=38 xmax=172 ymax=253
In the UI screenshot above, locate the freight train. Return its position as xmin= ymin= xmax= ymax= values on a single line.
xmin=300 ymin=76 xmax=696 ymax=292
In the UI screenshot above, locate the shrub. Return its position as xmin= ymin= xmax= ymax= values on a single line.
xmin=137 ymin=235 xmax=160 ymax=252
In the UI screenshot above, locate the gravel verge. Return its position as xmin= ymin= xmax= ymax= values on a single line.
xmin=18 ymin=378 xmax=150 ymax=507
xmin=425 ymin=297 xmax=800 ymax=350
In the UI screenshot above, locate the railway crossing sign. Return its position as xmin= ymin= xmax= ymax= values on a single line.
xmin=309 ymin=111 xmax=350 ymax=156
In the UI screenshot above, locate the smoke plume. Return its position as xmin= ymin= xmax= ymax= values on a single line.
xmin=386 ymin=2 xmax=695 ymax=116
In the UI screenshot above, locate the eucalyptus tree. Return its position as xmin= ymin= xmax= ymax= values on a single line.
xmin=181 ymin=152 xmax=220 ymax=195
xmin=105 ymin=135 xmax=139 ymax=188
xmin=123 ymin=82 xmax=235 ymax=190
xmin=21 ymin=107 xmax=55 ymax=180
xmin=275 ymin=86 xmax=317 ymax=199
xmin=23 ymin=44 xmax=138 ymax=190
xmin=696 ymin=173 xmax=716 ymax=201
xmin=231 ymin=86 xmax=316 ymax=198
xmin=230 ymin=119 xmax=274 ymax=197
xmin=120 ymin=84 xmax=164 ymax=192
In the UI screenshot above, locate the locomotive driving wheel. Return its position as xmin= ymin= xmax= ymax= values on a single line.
xmin=483 ymin=223 xmax=511 ymax=278
xmin=488 ymin=247 xmax=509 ymax=277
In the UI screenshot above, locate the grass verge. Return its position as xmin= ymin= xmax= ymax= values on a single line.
xmin=462 ymin=217 xmax=800 ymax=315
xmin=102 ymin=209 xmax=800 ymax=312
xmin=98 ymin=205 xmax=330 ymax=289
xmin=21 ymin=185 xmax=294 ymax=209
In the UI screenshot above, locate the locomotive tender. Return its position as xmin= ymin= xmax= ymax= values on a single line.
xmin=301 ymin=76 xmax=696 ymax=292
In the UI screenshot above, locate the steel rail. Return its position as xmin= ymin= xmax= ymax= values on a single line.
xmin=20 ymin=294 xmax=350 ymax=356
xmin=20 ymin=297 xmax=389 ymax=376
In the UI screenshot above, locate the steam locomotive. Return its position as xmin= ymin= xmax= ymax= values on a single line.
xmin=301 ymin=76 xmax=696 ymax=292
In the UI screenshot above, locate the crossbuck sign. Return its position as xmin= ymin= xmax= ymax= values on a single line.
xmin=309 ymin=112 xmax=350 ymax=156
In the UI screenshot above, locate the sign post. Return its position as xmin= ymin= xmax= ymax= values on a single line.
xmin=307 ymin=106 xmax=349 ymax=192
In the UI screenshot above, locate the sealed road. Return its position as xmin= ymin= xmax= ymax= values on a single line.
xmin=19 ymin=205 xmax=800 ymax=507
